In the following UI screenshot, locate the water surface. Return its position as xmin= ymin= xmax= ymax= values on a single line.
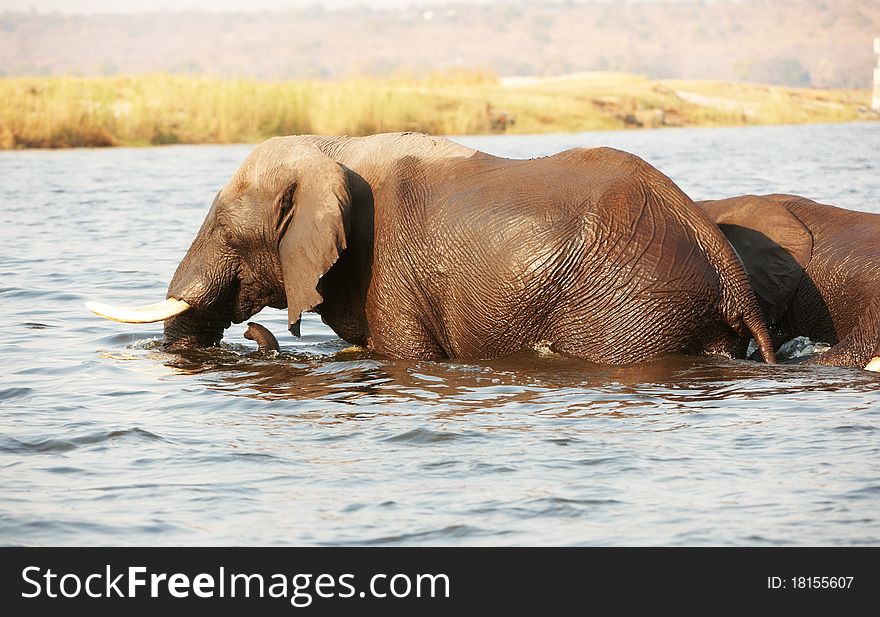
xmin=1 ymin=122 xmax=879 ymax=545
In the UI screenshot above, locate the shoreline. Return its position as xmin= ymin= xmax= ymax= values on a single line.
xmin=1 ymin=72 xmax=876 ymax=149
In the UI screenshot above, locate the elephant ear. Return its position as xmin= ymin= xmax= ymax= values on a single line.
xmin=700 ymin=195 xmax=813 ymax=325
xmin=267 ymin=145 xmax=351 ymax=335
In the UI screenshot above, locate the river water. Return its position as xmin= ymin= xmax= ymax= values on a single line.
xmin=1 ymin=123 xmax=879 ymax=546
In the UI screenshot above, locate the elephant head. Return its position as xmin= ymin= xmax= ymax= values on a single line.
xmin=88 ymin=139 xmax=353 ymax=349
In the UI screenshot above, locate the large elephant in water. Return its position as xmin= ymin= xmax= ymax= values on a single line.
xmin=700 ymin=194 xmax=880 ymax=370
xmin=89 ymin=132 xmax=776 ymax=364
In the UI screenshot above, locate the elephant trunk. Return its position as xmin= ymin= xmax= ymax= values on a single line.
xmin=162 ymin=233 xmax=238 ymax=350
xmin=163 ymin=310 xmax=229 ymax=350
xmin=165 ymin=268 xmax=236 ymax=350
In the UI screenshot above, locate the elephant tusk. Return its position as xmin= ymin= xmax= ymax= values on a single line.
xmin=85 ymin=298 xmax=191 ymax=323
xmin=864 ymin=357 xmax=880 ymax=372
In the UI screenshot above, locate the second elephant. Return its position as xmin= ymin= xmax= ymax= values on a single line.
xmin=700 ymin=193 xmax=880 ymax=369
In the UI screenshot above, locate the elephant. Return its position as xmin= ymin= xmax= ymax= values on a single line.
xmin=699 ymin=194 xmax=880 ymax=370
xmin=87 ymin=132 xmax=776 ymax=365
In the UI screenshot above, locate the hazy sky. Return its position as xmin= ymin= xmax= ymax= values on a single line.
xmin=0 ymin=0 xmax=518 ymax=12
xmin=0 ymin=0 xmax=680 ymax=13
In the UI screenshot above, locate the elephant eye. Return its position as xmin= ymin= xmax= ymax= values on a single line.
xmin=219 ymin=225 xmax=239 ymax=247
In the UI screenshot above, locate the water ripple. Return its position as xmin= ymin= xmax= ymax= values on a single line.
xmin=357 ymin=525 xmax=500 ymax=545
xmin=382 ymin=428 xmax=483 ymax=444
xmin=0 ymin=387 xmax=35 ymax=402
xmin=0 ymin=428 xmax=169 ymax=454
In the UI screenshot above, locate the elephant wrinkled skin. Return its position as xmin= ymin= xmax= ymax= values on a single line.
xmin=93 ymin=132 xmax=776 ymax=365
xmin=700 ymin=193 xmax=880 ymax=369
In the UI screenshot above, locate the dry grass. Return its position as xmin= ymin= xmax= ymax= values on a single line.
xmin=480 ymin=72 xmax=875 ymax=132
xmin=0 ymin=71 xmax=875 ymax=149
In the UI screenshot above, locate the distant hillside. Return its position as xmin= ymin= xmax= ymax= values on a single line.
xmin=1 ymin=0 xmax=878 ymax=87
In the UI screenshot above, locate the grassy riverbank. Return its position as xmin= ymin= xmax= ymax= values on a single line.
xmin=0 ymin=71 xmax=875 ymax=148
